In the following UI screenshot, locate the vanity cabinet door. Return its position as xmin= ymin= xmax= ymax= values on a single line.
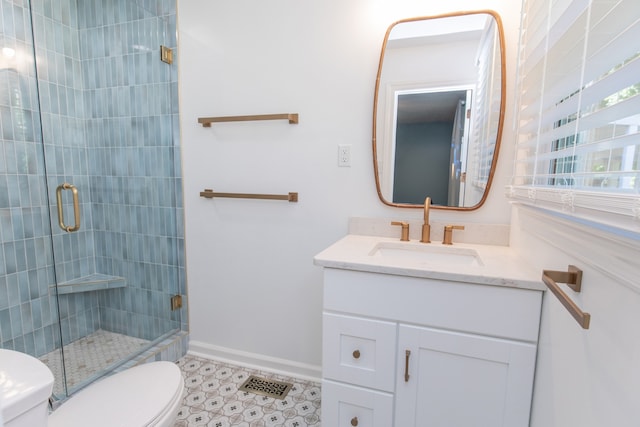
xmin=395 ymin=324 xmax=537 ymax=427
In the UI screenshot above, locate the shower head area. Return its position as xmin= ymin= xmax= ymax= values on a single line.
xmin=0 ymin=0 xmax=186 ymax=400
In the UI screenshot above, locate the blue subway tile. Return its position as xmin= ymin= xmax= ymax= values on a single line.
xmin=1 ymin=0 xmax=183 ymax=361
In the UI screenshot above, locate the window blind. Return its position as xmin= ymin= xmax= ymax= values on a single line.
xmin=470 ymin=17 xmax=501 ymax=190
xmin=510 ymin=0 xmax=640 ymax=228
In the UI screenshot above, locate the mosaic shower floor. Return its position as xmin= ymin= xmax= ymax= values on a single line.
xmin=175 ymin=354 xmax=321 ymax=426
xmin=39 ymin=329 xmax=149 ymax=396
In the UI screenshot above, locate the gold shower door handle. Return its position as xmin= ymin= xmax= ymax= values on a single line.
xmin=56 ymin=183 xmax=81 ymax=232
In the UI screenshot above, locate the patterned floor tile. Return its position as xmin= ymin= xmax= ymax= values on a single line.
xmin=175 ymin=354 xmax=321 ymax=426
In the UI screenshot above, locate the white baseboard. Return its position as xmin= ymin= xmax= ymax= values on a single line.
xmin=188 ymin=340 xmax=322 ymax=383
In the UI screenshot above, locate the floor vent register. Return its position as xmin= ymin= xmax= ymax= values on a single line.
xmin=239 ymin=375 xmax=293 ymax=399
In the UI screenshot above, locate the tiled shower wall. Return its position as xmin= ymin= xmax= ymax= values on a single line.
xmin=32 ymin=0 xmax=100 ymax=345
xmin=0 ymin=0 xmax=59 ymax=357
xmin=0 ymin=0 xmax=184 ymax=357
xmin=76 ymin=0 xmax=183 ymax=341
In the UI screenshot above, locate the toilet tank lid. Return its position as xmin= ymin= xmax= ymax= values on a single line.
xmin=0 ymin=349 xmax=54 ymax=422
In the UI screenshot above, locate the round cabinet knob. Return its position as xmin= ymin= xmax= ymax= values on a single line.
xmin=352 ymin=349 xmax=361 ymax=359
xmin=351 ymin=416 xmax=359 ymax=426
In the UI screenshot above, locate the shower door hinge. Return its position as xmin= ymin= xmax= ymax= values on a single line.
xmin=170 ymin=295 xmax=182 ymax=311
xmin=160 ymin=45 xmax=173 ymax=64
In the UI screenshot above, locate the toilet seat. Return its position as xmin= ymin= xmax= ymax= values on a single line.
xmin=48 ymin=361 xmax=184 ymax=427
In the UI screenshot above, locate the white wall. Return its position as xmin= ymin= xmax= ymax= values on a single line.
xmin=177 ymin=0 xmax=521 ymax=375
xmin=511 ymin=205 xmax=640 ymax=426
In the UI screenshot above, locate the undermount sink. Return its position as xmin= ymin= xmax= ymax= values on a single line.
xmin=368 ymin=242 xmax=483 ymax=267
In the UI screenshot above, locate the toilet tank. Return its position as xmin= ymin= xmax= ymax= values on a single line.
xmin=0 ymin=349 xmax=54 ymax=427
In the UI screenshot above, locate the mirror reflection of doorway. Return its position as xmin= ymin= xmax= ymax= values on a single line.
xmin=392 ymin=89 xmax=472 ymax=205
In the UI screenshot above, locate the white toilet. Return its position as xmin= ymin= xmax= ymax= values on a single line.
xmin=0 ymin=349 xmax=184 ymax=427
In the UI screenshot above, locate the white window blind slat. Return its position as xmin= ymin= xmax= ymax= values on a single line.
xmin=470 ymin=17 xmax=501 ymax=187
xmin=578 ymin=95 xmax=640 ymax=133
xmin=573 ymin=132 xmax=639 ymax=156
xmin=510 ymin=0 xmax=640 ymax=230
xmin=520 ymin=2 xmax=550 ymax=51
xmin=518 ymin=89 xmax=541 ymax=109
xmin=524 ymin=3 xmax=550 ymax=40
xmin=583 ymin=18 xmax=640 ymax=84
xmin=580 ymin=56 xmax=640 ymax=109
xmin=538 ymin=94 xmax=580 ymax=128
xmin=520 ymin=43 xmax=548 ymax=78
xmin=546 ymin=0 xmax=589 ymax=49
xmin=588 ymin=0 xmax=640 ymax=55
xmin=538 ymin=121 xmax=576 ymax=145
xmin=514 ymin=136 xmax=539 ymax=151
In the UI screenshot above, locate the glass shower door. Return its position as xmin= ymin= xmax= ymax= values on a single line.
xmin=0 ymin=0 xmax=66 ymax=392
xmin=29 ymin=0 xmax=183 ymax=398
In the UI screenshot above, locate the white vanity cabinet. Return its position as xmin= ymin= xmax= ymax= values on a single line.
xmin=395 ymin=325 xmax=537 ymax=426
xmin=321 ymin=267 xmax=542 ymax=427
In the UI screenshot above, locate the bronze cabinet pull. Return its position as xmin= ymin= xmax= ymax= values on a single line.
xmin=351 ymin=416 xmax=358 ymax=426
xmin=352 ymin=349 xmax=361 ymax=359
xmin=404 ymin=350 xmax=411 ymax=382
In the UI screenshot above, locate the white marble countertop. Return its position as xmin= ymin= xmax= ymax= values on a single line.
xmin=314 ymin=234 xmax=545 ymax=291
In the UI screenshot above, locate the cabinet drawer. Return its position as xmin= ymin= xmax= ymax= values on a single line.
xmin=324 ymin=268 xmax=542 ymax=342
xmin=323 ymin=313 xmax=396 ymax=392
xmin=322 ymin=380 xmax=393 ymax=427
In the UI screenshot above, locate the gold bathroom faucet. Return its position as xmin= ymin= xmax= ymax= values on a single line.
xmin=420 ymin=196 xmax=431 ymax=243
xmin=391 ymin=221 xmax=410 ymax=241
xmin=443 ymin=225 xmax=465 ymax=245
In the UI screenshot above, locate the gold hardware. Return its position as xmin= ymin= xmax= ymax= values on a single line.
xmin=391 ymin=221 xmax=409 ymax=241
xmin=542 ymin=266 xmax=590 ymax=329
xmin=160 ymin=45 xmax=173 ymax=64
xmin=170 ymin=295 xmax=182 ymax=311
xmin=198 ymin=113 xmax=299 ymax=127
xmin=442 ymin=225 xmax=465 ymax=245
xmin=200 ymin=189 xmax=298 ymax=202
xmin=543 ymin=265 xmax=582 ymax=292
xmin=55 ymin=183 xmax=81 ymax=232
xmin=372 ymin=11 xmax=507 ymax=212
xmin=420 ymin=196 xmax=431 ymax=243
xmin=404 ymin=350 xmax=411 ymax=382
xmin=351 ymin=417 xmax=359 ymax=426
xmin=352 ymin=349 xmax=360 ymax=359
